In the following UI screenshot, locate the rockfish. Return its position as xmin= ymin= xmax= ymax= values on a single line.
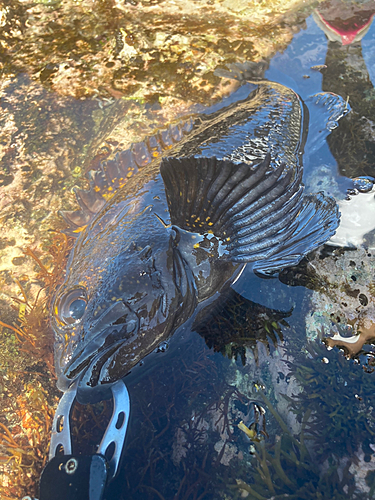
xmin=51 ymin=80 xmax=347 ymax=402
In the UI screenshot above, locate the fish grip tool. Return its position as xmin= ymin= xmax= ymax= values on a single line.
xmin=29 ymin=379 xmax=130 ymax=500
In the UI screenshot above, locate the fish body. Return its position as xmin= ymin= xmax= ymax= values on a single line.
xmin=169 ymin=82 xmax=306 ymax=169
xmin=51 ymin=81 xmax=346 ymax=402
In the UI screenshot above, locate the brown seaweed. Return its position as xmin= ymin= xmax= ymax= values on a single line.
xmin=0 ymin=232 xmax=73 ymax=498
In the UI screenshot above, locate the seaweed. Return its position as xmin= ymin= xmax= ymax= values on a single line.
xmin=0 ymin=383 xmax=56 ymax=500
xmin=104 ymin=333 xmax=257 ymax=500
xmin=0 ymin=232 xmax=73 ymax=498
xmin=1 ymin=232 xmax=73 ymax=367
xmin=230 ymin=393 xmax=366 ymax=500
xmin=284 ymin=340 xmax=375 ymax=462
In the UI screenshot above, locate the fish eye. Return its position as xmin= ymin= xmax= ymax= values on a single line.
xmin=69 ymin=299 xmax=86 ymax=320
xmin=58 ymin=288 xmax=87 ymax=325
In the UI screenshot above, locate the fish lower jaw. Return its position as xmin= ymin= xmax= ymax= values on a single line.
xmin=58 ymin=333 xmax=139 ymax=395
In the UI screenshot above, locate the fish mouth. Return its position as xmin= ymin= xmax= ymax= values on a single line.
xmin=56 ymin=300 xmax=139 ymax=394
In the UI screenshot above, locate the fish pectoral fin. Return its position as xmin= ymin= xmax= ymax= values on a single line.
xmin=253 ymin=193 xmax=340 ymax=274
xmin=161 ymin=153 xmax=285 ymax=235
xmin=162 ymin=154 xmax=306 ymax=259
xmin=161 ymin=155 xmax=339 ymax=271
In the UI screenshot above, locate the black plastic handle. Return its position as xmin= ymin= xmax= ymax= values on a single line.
xmin=39 ymin=454 xmax=107 ymax=500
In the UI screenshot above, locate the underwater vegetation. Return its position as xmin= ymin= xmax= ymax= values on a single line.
xmin=1 ymin=5 xmax=374 ymax=499
xmin=107 ymin=339 xmax=223 ymax=499
xmin=284 ymin=341 xmax=375 ymax=463
xmin=1 ymin=231 xmax=373 ymax=499
xmin=100 ymin=324 xmax=279 ymax=500
xmin=0 ymin=232 xmax=73 ymax=499
xmin=0 ymin=382 xmax=55 ymax=500
xmin=232 ymin=392 xmax=368 ymax=500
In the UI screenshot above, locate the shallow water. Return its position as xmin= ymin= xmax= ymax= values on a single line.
xmin=1 ymin=1 xmax=375 ymax=499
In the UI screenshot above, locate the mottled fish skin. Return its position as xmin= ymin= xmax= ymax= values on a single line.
xmin=52 ymin=161 xmax=239 ymax=400
xmin=51 ymin=81 xmax=343 ymax=402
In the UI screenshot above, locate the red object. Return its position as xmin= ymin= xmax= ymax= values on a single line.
xmin=314 ymin=1 xmax=375 ymax=45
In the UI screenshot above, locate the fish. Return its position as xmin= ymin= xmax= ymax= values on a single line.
xmin=51 ymin=79 xmax=347 ymax=403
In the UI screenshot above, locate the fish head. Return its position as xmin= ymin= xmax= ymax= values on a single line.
xmin=51 ymin=229 xmax=193 ymax=401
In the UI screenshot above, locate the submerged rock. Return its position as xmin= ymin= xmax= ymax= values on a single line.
xmin=300 ymin=246 xmax=375 ymax=357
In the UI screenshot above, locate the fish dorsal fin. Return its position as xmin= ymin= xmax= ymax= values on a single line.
xmin=161 ymin=155 xmax=340 ymax=269
xmin=60 ymin=118 xmax=194 ymax=233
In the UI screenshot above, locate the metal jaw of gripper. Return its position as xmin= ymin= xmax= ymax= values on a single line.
xmin=22 ymin=379 xmax=130 ymax=500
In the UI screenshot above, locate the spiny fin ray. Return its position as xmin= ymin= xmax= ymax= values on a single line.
xmin=60 ymin=118 xmax=194 ymax=234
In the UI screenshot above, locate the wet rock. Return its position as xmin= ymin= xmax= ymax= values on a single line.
xmin=305 ymin=246 xmax=375 ymax=357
